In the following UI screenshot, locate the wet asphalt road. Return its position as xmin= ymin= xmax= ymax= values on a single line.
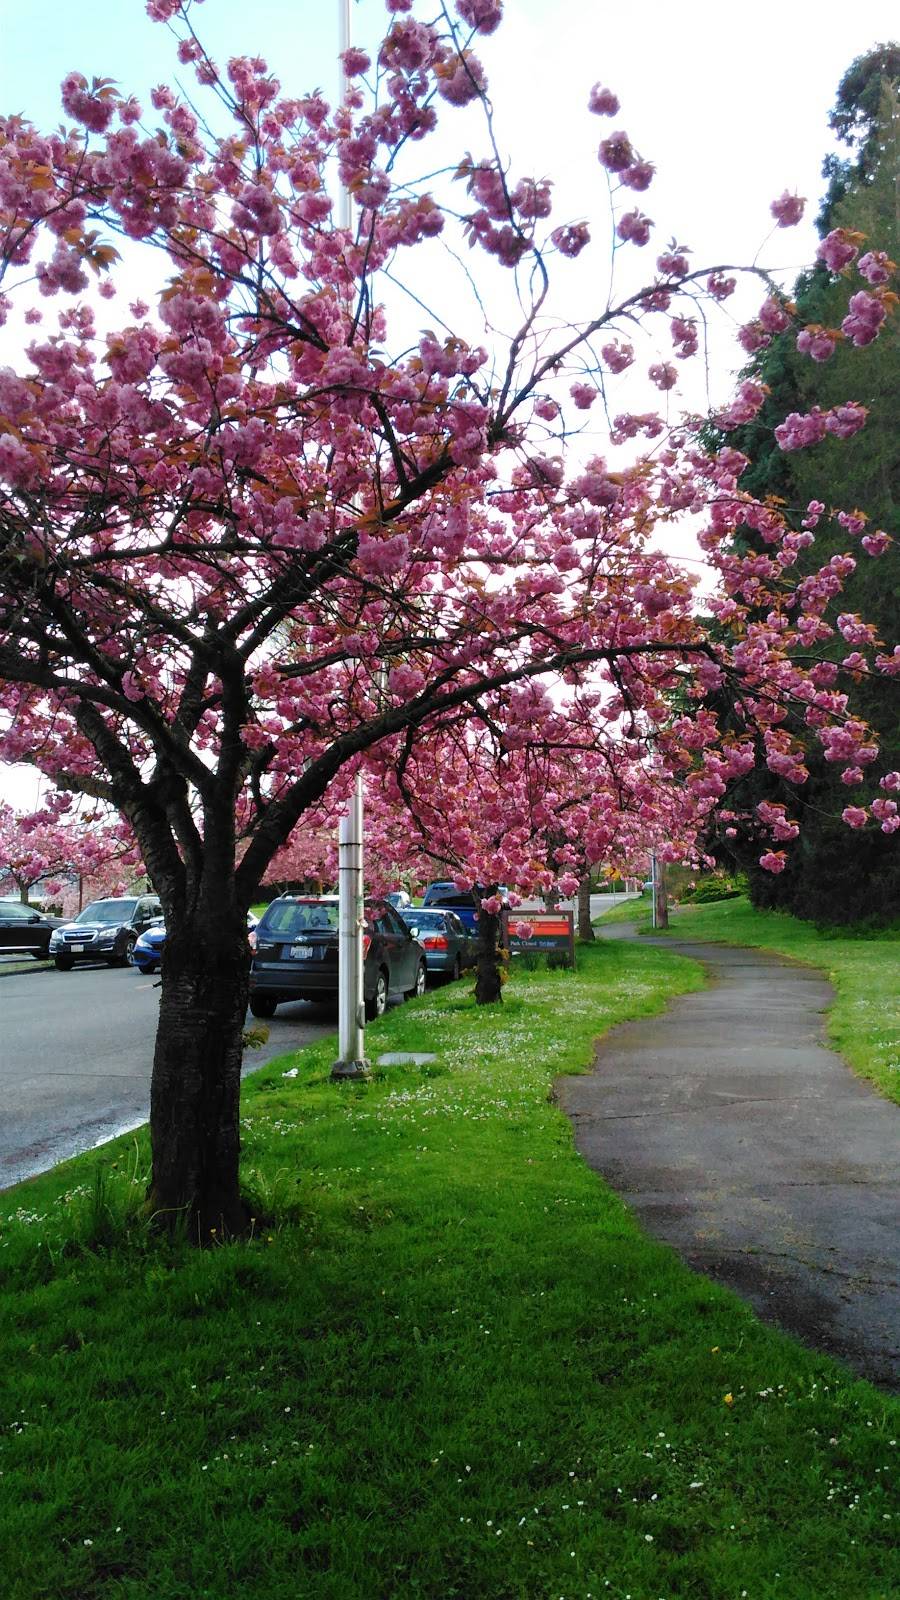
xmin=0 ymin=961 xmax=339 ymax=1190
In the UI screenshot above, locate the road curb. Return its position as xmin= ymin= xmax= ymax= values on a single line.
xmin=0 ymin=962 xmax=54 ymax=978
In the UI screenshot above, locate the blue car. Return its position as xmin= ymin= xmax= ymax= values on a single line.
xmin=132 ymin=913 xmax=258 ymax=975
xmin=420 ymin=882 xmax=509 ymax=933
xmin=402 ymin=908 xmax=475 ymax=983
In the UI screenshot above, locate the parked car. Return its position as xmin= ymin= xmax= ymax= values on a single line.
xmin=248 ymin=895 xmax=426 ymax=1019
xmin=421 ymin=882 xmax=508 ymax=933
xmin=402 ymin=908 xmax=475 ymax=983
xmin=132 ymin=911 xmax=258 ymax=975
xmin=421 ymin=881 xmax=479 ymax=931
xmin=49 ymin=895 xmax=162 ymax=970
xmin=0 ymin=901 xmax=64 ymax=960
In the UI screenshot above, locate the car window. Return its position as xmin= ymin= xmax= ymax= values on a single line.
xmin=1 ymin=903 xmax=30 ymax=920
xmin=433 ymin=892 xmax=476 ymax=909
xmin=261 ymin=901 xmax=339 ymax=936
xmin=405 ymin=910 xmax=445 ymax=930
xmin=77 ymin=899 xmax=138 ymax=924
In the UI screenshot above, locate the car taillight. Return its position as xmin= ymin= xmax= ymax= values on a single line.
xmin=423 ymin=935 xmax=448 ymax=950
xmin=362 ymin=933 xmax=372 ymax=957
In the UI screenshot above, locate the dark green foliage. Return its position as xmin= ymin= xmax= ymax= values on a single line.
xmin=681 ymin=879 xmax=743 ymax=904
xmin=707 ymin=52 xmax=900 ymax=925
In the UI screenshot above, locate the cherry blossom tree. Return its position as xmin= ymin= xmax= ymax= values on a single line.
xmin=0 ymin=799 xmax=139 ymax=905
xmin=361 ymin=716 xmax=705 ymax=998
xmin=0 ymin=0 xmax=895 ymax=1234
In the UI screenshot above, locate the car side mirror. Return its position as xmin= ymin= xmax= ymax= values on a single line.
xmin=408 ymin=927 xmax=419 ymax=940
xmin=29 ymin=913 xmax=41 ymax=923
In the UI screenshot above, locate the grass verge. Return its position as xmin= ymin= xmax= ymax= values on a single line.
xmin=1 ymin=941 xmax=898 ymax=1600
xmin=630 ymin=896 xmax=900 ymax=1107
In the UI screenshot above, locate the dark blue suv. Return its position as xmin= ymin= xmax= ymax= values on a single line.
xmin=249 ymin=896 xmax=426 ymax=1019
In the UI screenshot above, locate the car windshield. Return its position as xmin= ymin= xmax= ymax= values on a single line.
xmin=431 ymin=892 xmax=476 ymax=909
xmin=77 ymin=899 xmax=137 ymax=925
xmin=406 ymin=910 xmax=452 ymax=928
xmin=261 ymin=901 xmax=339 ymax=936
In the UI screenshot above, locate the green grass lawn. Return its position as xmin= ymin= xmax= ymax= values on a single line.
xmin=2 ymin=942 xmax=899 ymax=1600
xmin=614 ymin=895 xmax=900 ymax=1108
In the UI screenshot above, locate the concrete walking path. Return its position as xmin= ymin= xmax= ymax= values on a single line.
xmin=557 ymin=931 xmax=900 ymax=1388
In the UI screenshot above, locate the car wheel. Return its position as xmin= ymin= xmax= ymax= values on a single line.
xmin=108 ymin=937 xmax=134 ymax=968
xmin=249 ymin=995 xmax=277 ymax=1019
xmin=365 ymin=969 xmax=388 ymax=1021
xmin=54 ymin=956 xmax=73 ymax=972
xmin=405 ymin=960 xmax=427 ymax=1000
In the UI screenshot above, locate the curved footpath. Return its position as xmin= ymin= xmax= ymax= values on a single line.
xmin=557 ymin=930 xmax=900 ymax=1388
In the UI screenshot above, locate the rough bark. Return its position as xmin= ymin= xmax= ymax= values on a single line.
xmin=577 ymin=875 xmax=595 ymax=941
xmin=474 ymin=899 xmax=503 ymax=1005
xmin=146 ymin=907 xmax=251 ymax=1239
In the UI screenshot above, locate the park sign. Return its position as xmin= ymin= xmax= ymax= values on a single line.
xmin=504 ymin=909 xmax=576 ymax=967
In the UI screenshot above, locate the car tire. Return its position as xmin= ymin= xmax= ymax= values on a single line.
xmin=108 ymin=938 xmax=134 ymax=968
xmin=405 ymin=960 xmax=427 ymax=1000
xmin=54 ymin=956 xmax=73 ymax=972
xmin=365 ymin=969 xmax=388 ymax=1021
xmin=249 ymin=995 xmax=277 ymax=1019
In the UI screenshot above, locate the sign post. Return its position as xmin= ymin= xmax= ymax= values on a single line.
xmin=331 ymin=774 xmax=370 ymax=1080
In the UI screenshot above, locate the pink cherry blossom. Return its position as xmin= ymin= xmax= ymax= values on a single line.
xmin=796 ymin=326 xmax=838 ymax=362
xmin=648 ymin=362 xmax=677 ymax=391
xmin=617 ymin=209 xmax=653 ymax=246
xmin=588 ymin=85 xmax=620 ymax=116
xmin=455 ymin=0 xmax=503 ymax=33
xmin=597 ymin=131 xmax=634 ymax=173
xmin=770 ymin=190 xmax=805 ymax=227
xmin=759 ymin=851 xmax=787 ymax=873
xmin=551 ymin=222 xmax=590 ymax=257
xmin=817 ymin=228 xmax=859 ymax=274
xmin=857 ymin=250 xmax=893 ymax=286
xmin=841 ymin=291 xmax=886 ymax=347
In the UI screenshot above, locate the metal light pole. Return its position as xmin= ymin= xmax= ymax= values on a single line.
xmin=329 ymin=1 xmax=371 ymax=1080
xmin=332 ymin=774 xmax=370 ymax=1079
xmin=650 ymin=851 xmax=658 ymax=931
xmin=337 ymin=0 xmax=352 ymax=231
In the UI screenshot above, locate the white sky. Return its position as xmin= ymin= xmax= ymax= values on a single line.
xmin=1 ymin=0 xmax=897 ymax=810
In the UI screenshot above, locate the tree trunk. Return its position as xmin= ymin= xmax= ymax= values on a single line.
xmin=577 ymin=875 xmax=595 ymax=941
xmin=146 ymin=909 xmax=251 ymax=1240
xmin=474 ymin=900 xmax=503 ymax=1005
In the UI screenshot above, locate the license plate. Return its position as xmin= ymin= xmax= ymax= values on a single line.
xmin=71 ymin=943 xmax=85 ymax=952
xmin=289 ymin=944 xmax=314 ymax=960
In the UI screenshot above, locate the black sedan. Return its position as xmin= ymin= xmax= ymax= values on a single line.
xmin=0 ymin=901 xmax=64 ymax=959
xmin=403 ymin=908 xmax=475 ymax=983
xmin=248 ymin=896 xmax=427 ymax=1019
